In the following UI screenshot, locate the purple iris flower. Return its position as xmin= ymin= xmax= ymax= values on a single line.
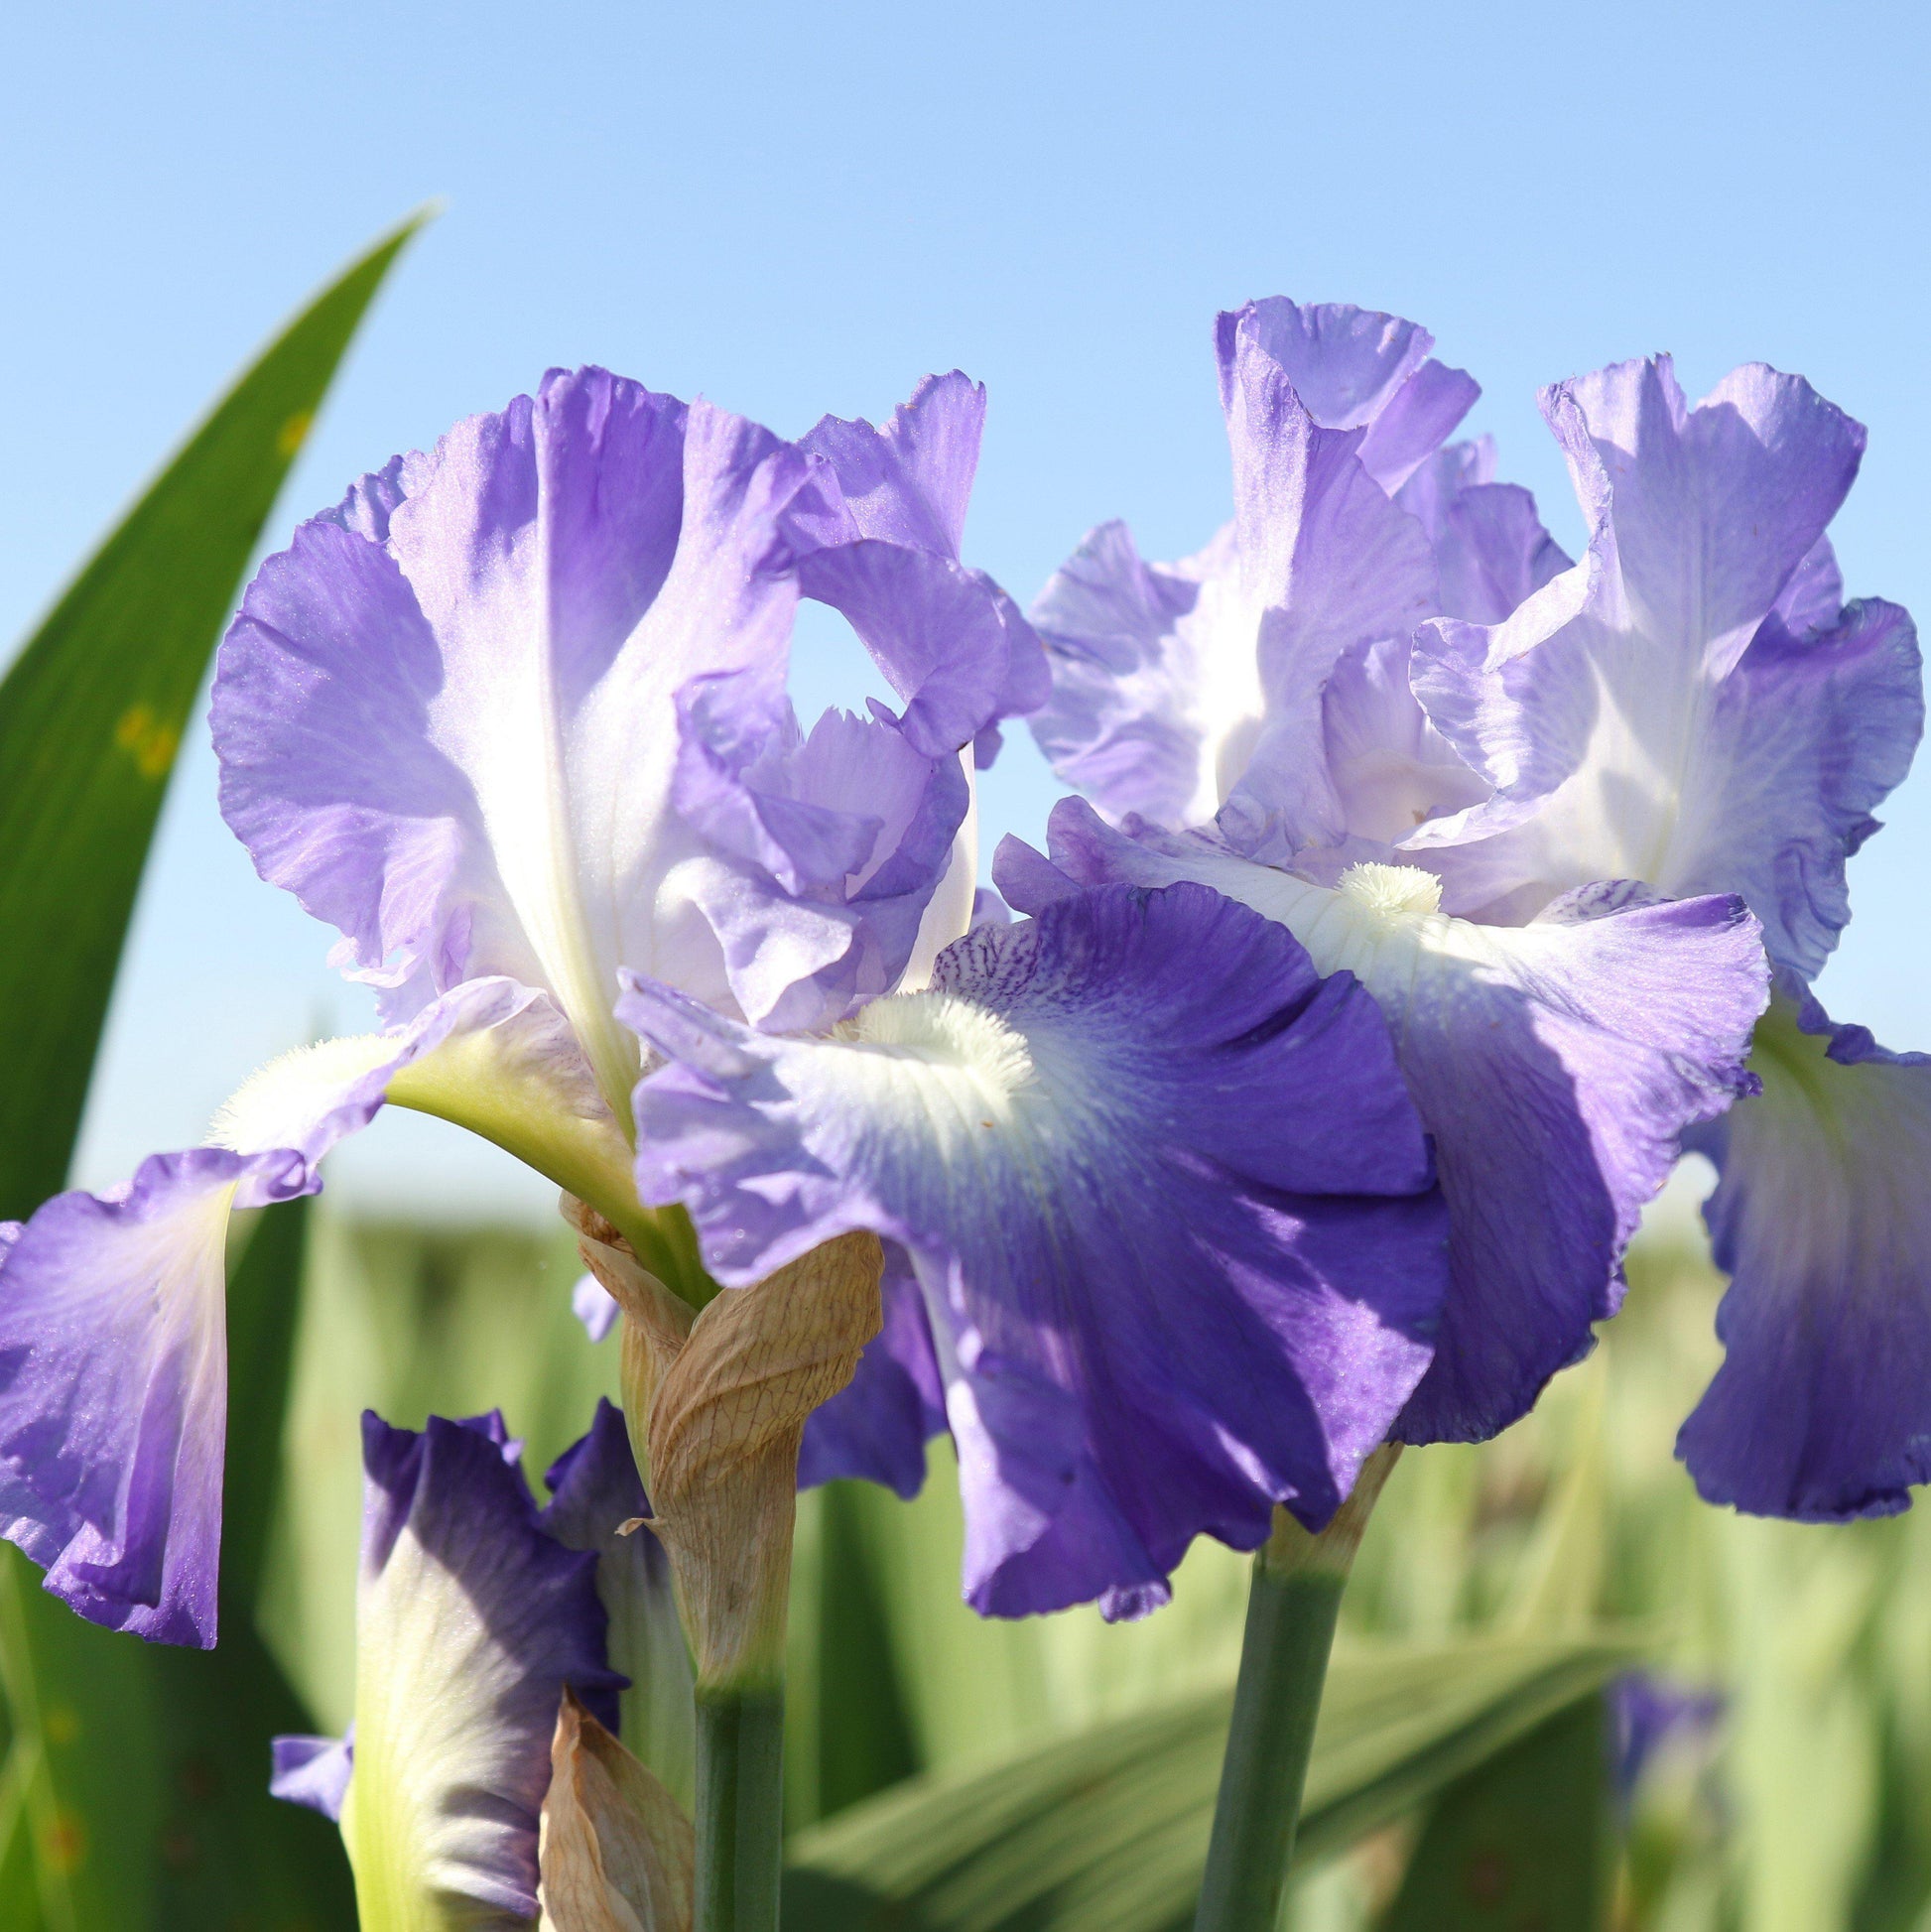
xmin=1 ymin=354 xmax=1451 ymax=1640
xmin=1020 ymin=301 xmax=1772 ymax=1447
xmin=1400 ymin=352 xmax=1923 ymax=1518
xmin=271 ymin=1410 xmax=624 ymax=1925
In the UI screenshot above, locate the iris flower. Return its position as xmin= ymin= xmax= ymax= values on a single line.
xmin=1018 ymin=300 xmax=1774 ymax=1447
xmin=0 ymin=359 xmax=1450 ymax=1641
xmin=271 ymin=1407 xmax=629 ymax=1925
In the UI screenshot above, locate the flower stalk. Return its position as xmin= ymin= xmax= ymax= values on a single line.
xmin=571 ymin=1200 xmax=885 ymax=1932
xmin=1193 ymin=1444 xmax=1402 ymax=1932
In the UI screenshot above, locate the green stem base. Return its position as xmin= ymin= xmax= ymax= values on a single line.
xmin=695 ymin=1681 xmax=786 ymax=1932
xmin=1193 ymin=1563 xmax=1346 ymax=1931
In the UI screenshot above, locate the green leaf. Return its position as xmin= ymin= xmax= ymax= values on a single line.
xmin=781 ymin=1635 xmax=1636 ymax=1932
xmin=1375 ymin=1693 xmax=1614 ymax=1931
xmin=0 ymin=205 xmax=428 ymax=1221
xmin=0 ymin=214 xmax=428 ymax=1928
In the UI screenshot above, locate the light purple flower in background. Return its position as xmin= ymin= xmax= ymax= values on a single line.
xmin=271 ymin=1410 xmax=623 ymax=1925
xmin=1024 ymin=300 xmax=1771 ymax=1446
xmin=1398 ymin=353 xmax=1923 ymax=1518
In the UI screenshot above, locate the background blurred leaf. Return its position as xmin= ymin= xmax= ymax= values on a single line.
xmin=0 ymin=212 xmax=425 ymax=1928
xmin=1375 ymin=1695 xmax=1613 ymax=1931
xmin=0 ymin=206 xmax=426 ymax=1222
xmin=781 ymin=1634 xmax=1634 ymax=1932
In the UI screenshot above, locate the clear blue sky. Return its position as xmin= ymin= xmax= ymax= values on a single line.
xmin=3 ymin=0 xmax=1925 ymax=1214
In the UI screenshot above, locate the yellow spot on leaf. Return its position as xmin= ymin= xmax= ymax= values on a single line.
xmin=114 ymin=704 xmax=180 ymax=780
xmin=276 ymin=409 xmax=314 ymax=458
xmin=41 ymin=1809 xmax=85 ymax=1873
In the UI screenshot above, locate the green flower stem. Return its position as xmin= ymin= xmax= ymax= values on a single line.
xmin=1193 ymin=1444 xmax=1402 ymax=1932
xmin=695 ymin=1679 xmax=787 ymax=1932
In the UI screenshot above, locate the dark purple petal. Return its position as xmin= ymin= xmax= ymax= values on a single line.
xmin=799 ymin=1245 xmax=948 ymax=1498
xmin=621 ymin=881 xmax=1447 ymax=1616
xmin=1680 ymin=990 xmax=1931 ymax=1519
xmin=347 ymin=1411 xmax=623 ymax=1919
xmin=1035 ymin=797 xmax=1768 ymax=1442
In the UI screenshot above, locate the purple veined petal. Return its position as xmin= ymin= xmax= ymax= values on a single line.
xmin=339 ymin=1411 xmax=623 ymax=1923
xmin=671 ymin=671 xmax=972 ymax=1030
xmin=1029 ymin=798 xmax=1768 ymax=1442
xmin=541 ymin=1399 xmax=695 ymax=1807
xmin=271 ymin=1730 xmax=355 ymax=1820
xmin=215 ymin=368 xmax=841 ymax=1116
xmin=1678 ymin=988 xmax=1931 ymax=1520
xmin=799 ymin=1243 xmax=949 ymax=1499
xmin=1405 ymin=356 xmax=1914 ymax=979
xmin=0 ymin=978 xmax=574 ymax=1645
xmin=621 ymin=880 xmax=1448 ymax=1618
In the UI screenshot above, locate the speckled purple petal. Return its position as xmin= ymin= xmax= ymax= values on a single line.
xmin=1031 ymin=798 xmax=1768 ymax=1442
xmin=340 ymin=1411 xmax=623 ymax=1920
xmin=620 ymin=881 xmax=1447 ymax=1616
xmin=1407 ymin=357 xmax=1914 ymax=975
xmin=0 ymin=978 xmax=548 ymax=1645
xmin=1679 ymin=989 xmax=1931 ymax=1519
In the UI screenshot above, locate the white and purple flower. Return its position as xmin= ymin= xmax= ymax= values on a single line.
xmin=0 ymin=356 xmax=1452 ymax=1640
xmin=1024 ymin=298 xmax=1920 ymax=1515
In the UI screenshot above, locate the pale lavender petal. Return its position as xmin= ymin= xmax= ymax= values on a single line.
xmin=1034 ymin=798 xmax=1768 ymax=1441
xmin=572 ymin=1273 xmax=619 ymax=1345
xmin=673 ymin=672 xmax=969 ymax=1029
xmin=1407 ymin=356 xmax=1904 ymax=977
xmin=270 ymin=1732 xmax=355 ymax=1820
xmin=215 ymin=369 xmax=836 ymax=1113
xmin=0 ymin=978 xmax=548 ymax=1644
xmin=622 ymin=881 xmax=1447 ymax=1615
xmin=1680 ymin=990 xmax=1931 ymax=1519
xmin=1396 ymin=439 xmax=1571 ymax=625
xmin=346 ymin=1411 xmax=622 ymax=1919
xmin=1213 ymin=306 xmax=1440 ymax=859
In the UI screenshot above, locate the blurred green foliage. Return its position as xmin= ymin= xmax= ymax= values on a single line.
xmin=244 ymin=1196 xmax=1931 ymax=1931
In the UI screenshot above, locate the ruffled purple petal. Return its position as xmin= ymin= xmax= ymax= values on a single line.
xmin=1679 ymin=989 xmax=1931 ymax=1519
xmin=1032 ymin=798 xmax=1768 ymax=1441
xmin=799 ymin=1245 xmax=948 ymax=1498
xmin=214 ymin=368 xmax=843 ymax=1112
xmin=345 ymin=1411 xmax=623 ymax=1919
xmin=1406 ymin=357 xmax=1914 ymax=975
xmin=1395 ymin=439 xmax=1572 ymax=625
xmin=621 ymin=881 xmax=1447 ymax=1616
xmin=672 ymin=671 xmax=970 ymax=1029
xmin=0 ymin=978 xmax=547 ymax=1645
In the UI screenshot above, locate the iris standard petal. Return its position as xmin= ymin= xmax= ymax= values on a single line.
xmin=1679 ymin=991 xmax=1931 ymax=1520
xmin=1394 ymin=439 xmax=1571 ymax=626
xmin=338 ymin=1411 xmax=623 ymax=1927
xmin=215 ymin=368 xmax=836 ymax=1112
xmin=620 ymin=880 xmax=1447 ymax=1617
xmin=271 ymin=1732 xmax=355 ymax=1820
xmin=1407 ymin=356 xmax=1916 ymax=974
xmin=1032 ymin=799 xmax=1767 ymax=1442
